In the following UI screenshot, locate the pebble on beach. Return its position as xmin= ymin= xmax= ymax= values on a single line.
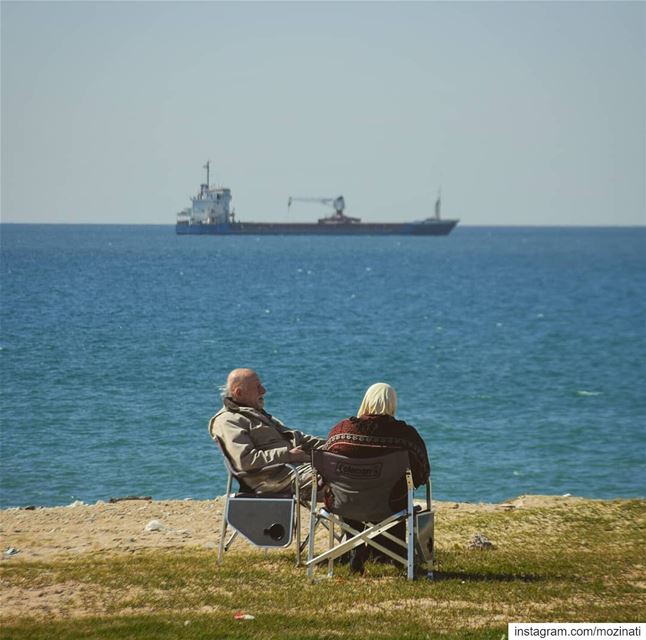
xmin=145 ymin=520 xmax=165 ymax=532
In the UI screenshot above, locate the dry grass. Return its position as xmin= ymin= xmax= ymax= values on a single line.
xmin=1 ymin=496 xmax=644 ymax=639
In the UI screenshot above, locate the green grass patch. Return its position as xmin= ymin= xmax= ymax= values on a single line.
xmin=1 ymin=499 xmax=644 ymax=639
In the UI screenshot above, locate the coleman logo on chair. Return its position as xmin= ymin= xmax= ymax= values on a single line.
xmin=335 ymin=462 xmax=383 ymax=479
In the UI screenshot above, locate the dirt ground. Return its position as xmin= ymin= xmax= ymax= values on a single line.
xmin=0 ymin=494 xmax=581 ymax=563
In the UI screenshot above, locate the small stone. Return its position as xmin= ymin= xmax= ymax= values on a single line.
xmin=467 ymin=533 xmax=496 ymax=550
xmin=145 ymin=520 xmax=164 ymax=532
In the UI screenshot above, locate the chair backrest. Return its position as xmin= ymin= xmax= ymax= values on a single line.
xmin=312 ymin=449 xmax=411 ymax=522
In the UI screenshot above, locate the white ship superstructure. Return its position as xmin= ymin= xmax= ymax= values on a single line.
xmin=176 ymin=161 xmax=233 ymax=225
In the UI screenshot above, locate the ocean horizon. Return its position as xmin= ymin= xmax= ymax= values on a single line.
xmin=1 ymin=224 xmax=644 ymax=508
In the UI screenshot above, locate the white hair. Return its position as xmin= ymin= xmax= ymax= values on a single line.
xmin=221 ymin=368 xmax=254 ymax=400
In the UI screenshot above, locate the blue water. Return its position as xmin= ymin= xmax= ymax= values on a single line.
xmin=1 ymin=225 xmax=645 ymax=508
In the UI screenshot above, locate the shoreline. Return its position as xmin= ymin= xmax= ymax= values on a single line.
xmin=1 ymin=494 xmax=640 ymax=563
xmin=3 ymin=487 xmax=642 ymax=513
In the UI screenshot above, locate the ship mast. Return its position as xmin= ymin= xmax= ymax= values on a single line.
xmin=203 ymin=160 xmax=210 ymax=189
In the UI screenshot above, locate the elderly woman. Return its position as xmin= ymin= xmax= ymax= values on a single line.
xmin=324 ymin=382 xmax=430 ymax=573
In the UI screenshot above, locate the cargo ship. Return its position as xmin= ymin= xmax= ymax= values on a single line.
xmin=175 ymin=162 xmax=459 ymax=236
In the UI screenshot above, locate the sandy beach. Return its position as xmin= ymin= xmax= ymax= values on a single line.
xmin=0 ymin=493 xmax=584 ymax=563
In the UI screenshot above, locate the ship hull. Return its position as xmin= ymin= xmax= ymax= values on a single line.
xmin=176 ymin=220 xmax=458 ymax=236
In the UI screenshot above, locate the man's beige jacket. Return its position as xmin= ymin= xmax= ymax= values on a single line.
xmin=209 ymin=398 xmax=324 ymax=492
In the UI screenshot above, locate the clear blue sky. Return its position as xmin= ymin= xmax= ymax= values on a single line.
xmin=1 ymin=1 xmax=644 ymax=225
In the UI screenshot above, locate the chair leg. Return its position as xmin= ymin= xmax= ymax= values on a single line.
xmin=224 ymin=529 xmax=238 ymax=551
xmin=218 ymin=524 xmax=239 ymax=559
xmin=218 ymin=494 xmax=231 ymax=564
xmin=407 ymin=516 xmax=414 ymax=580
xmin=407 ymin=478 xmax=415 ymax=580
xmin=295 ymin=483 xmax=301 ymax=566
xmin=218 ymin=475 xmax=234 ymax=564
xmin=327 ymin=516 xmax=335 ymax=577
xmin=307 ymin=475 xmax=318 ymax=579
xmin=217 ymin=517 xmax=228 ymax=564
xmin=427 ymin=536 xmax=435 ymax=580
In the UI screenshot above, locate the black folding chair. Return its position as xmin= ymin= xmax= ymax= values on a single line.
xmin=306 ymin=449 xmax=434 ymax=580
xmin=215 ymin=438 xmax=308 ymax=566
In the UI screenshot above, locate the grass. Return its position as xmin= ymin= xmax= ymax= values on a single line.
xmin=1 ymin=498 xmax=644 ymax=639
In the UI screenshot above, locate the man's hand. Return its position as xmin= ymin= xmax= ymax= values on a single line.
xmin=288 ymin=446 xmax=310 ymax=463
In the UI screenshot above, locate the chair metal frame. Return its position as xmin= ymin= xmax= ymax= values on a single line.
xmin=215 ymin=438 xmax=307 ymax=566
xmin=306 ymin=450 xmax=434 ymax=581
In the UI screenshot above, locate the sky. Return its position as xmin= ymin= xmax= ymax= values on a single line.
xmin=1 ymin=0 xmax=644 ymax=226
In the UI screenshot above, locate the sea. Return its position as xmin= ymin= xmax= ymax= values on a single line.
xmin=1 ymin=224 xmax=644 ymax=509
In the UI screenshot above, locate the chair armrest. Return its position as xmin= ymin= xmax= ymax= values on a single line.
xmin=216 ymin=437 xmax=302 ymax=479
xmin=232 ymin=462 xmax=300 ymax=478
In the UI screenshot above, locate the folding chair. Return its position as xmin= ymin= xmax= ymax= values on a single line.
xmin=215 ymin=438 xmax=308 ymax=566
xmin=306 ymin=449 xmax=434 ymax=580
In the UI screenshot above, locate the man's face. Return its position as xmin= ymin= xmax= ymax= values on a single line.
xmin=235 ymin=372 xmax=266 ymax=410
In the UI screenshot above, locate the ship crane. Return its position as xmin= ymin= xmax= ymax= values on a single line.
xmin=287 ymin=195 xmax=361 ymax=224
xmin=288 ymin=195 xmax=345 ymax=215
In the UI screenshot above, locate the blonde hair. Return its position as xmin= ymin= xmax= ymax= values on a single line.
xmin=357 ymin=383 xmax=397 ymax=417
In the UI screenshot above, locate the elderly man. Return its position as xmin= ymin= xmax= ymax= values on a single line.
xmin=209 ymin=368 xmax=324 ymax=494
